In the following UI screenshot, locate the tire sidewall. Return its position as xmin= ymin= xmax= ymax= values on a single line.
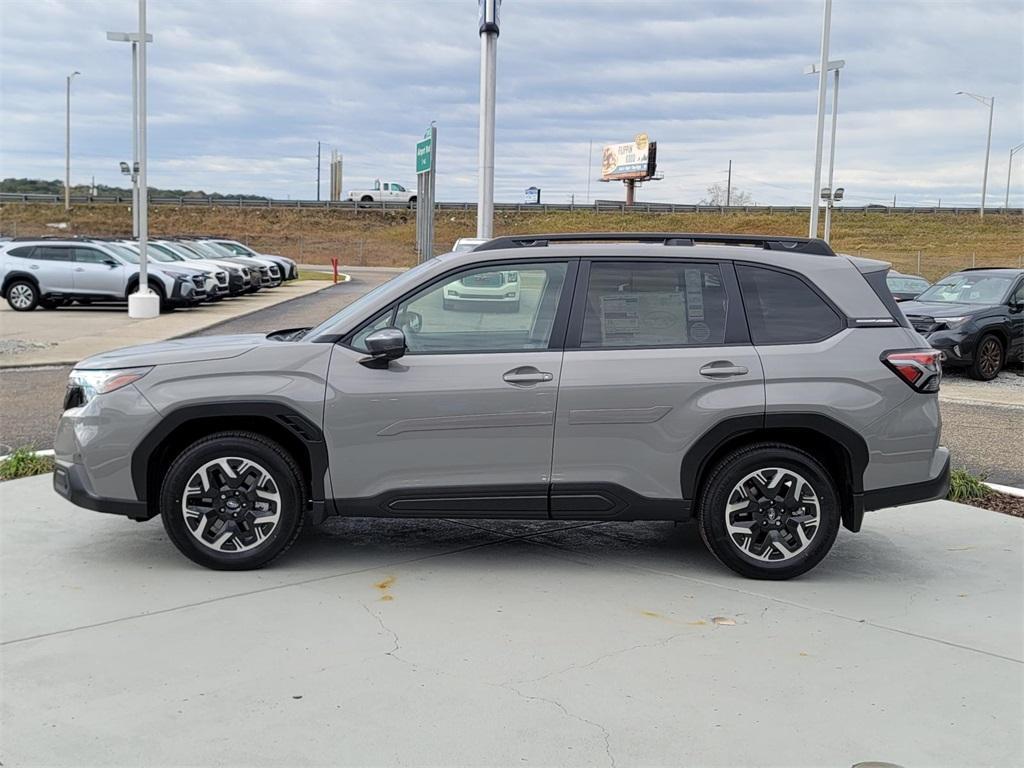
xmin=7 ymin=280 xmax=38 ymax=311
xmin=160 ymin=435 xmax=302 ymax=570
xmin=700 ymin=446 xmax=840 ymax=580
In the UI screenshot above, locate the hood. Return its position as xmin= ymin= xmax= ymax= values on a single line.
xmin=76 ymin=333 xmax=269 ymax=369
xmin=898 ymin=300 xmax=986 ymax=318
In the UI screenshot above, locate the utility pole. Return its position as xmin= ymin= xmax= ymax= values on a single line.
xmin=65 ymin=70 xmax=80 ymax=211
xmin=956 ymin=91 xmax=995 ymax=219
xmin=586 ymin=139 xmax=593 ymax=204
xmin=316 ymin=141 xmax=321 ymax=201
xmin=726 ymin=160 xmax=732 ymax=207
xmin=1004 ymin=142 xmax=1023 ymax=209
xmin=808 ymin=0 xmax=832 ymax=237
xmin=107 ymin=30 xmax=152 ymax=237
xmin=476 ymin=0 xmax=500 ymax=238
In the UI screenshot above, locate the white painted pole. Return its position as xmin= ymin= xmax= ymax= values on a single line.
xmin=586 ymin=140 xmax=593 ymax=204
xmin=128 ymin=0 xmax=158 ymax=318
xmin=131 ymin=41 xmax=139 ymax=238
xmin=809 ymin=0 xmax=832 ymax=238
xmin=824 ymin=68 xmax=840 ymax=242
xmin=65 ymin=72 xmax=78 ymax=211
xmin=477 ymin=31 xmax=497 ymax=238
xmin=1007 ymin=143 xmax=1024 ymax=209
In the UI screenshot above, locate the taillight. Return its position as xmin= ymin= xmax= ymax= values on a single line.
xmin=882 ymin=350 xmax=942 ymax=392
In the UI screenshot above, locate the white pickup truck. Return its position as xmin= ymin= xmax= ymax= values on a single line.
xmin=347 ymin=179 xmax=416 ymax=206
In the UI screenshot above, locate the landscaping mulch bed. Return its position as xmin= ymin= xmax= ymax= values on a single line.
xmin=959 ymin=490 xmax=1024 ymax=519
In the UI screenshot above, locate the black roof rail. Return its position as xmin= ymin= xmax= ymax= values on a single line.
xmin=473 ymin=232 xmax=836 ymax=256
xmin=958 ymin=266 xmax=1021 ymax=272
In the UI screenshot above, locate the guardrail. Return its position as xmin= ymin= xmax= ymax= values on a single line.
xmin=1 ymin=192 xmax=1021 ymax=216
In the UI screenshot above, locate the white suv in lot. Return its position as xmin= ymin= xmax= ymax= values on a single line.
xmin=0 ymin=239 xmax=210 ymax=311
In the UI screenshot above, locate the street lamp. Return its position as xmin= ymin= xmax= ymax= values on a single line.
xmin=106 ymin=30 xmax=152 ymax=238
xmin=476 ymin=0 xmax=500 ymax=239
xmin=956 ymin=90 xmax=995 ymax=219
xmin=65 ymin=71 xmax=80 ymax=211
xmin=805 ymin=58 xmax=845 ymax=241
xmin=808 ymin=0 xmax=832 ymax=238
xmin=1006 ymin=142 xmax=1024 ymax=209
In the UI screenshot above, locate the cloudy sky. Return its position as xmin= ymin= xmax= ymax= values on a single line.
xmin=1 ymin=0 xmax=1022 ymax=205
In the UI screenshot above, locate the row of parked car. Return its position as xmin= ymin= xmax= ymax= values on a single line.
xmin=887 ymin=268 xmax=1024 ymax=381
xmin=0 ymin=237 xmax=298 ymax=312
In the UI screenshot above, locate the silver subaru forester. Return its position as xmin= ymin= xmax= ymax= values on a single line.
xmin=53 ymin=233 xmax=949 ymax=579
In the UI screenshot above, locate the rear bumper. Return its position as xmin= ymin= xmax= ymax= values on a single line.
xmin=848 ymin=448 xmax=951 ymax=530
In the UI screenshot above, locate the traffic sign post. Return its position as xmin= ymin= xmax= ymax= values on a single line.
xmin=415 ymin=125 xmax=437 ymax=262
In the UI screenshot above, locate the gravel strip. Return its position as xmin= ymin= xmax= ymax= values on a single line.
xmin=0 ymin=339 xmax=57 ymax=356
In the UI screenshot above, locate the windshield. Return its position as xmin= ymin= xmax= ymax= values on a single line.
xmin=307 ymin=259 xmax=438 ymax=338
xmin=198 ymin=241 xmax=238 ymax=258
xmin=145 ymin=243 xmax=184 ymax=262
xmin=184 ymin=241 xmax=223 ymax=259
xmin=217 ymin=240 xmax=257 ymax=257
xmin=915 ymin=274 xmax=1012 ymax=304
xmin=166 ymin=242 xmax=206 ymax=260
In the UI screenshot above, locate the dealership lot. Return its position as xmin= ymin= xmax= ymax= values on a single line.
xmin=1 ymin=473 xmax=1020 ymax=766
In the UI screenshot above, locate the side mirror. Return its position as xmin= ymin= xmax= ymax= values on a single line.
xmin=104 ymin=259 xmax=119 ymax=267
xmin=1010 ymin=301 xmax=1024 ymax=314
xmin=360 ymin=327 xmax=406 ymax=368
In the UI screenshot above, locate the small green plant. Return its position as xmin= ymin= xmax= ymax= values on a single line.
xmin=947 ymin=468 xmax=989 ymax=502
xmin=0 ymin=448 xmax=55 ymax=481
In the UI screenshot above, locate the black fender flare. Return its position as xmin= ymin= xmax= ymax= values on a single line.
xmin=2 ymin=270 xmax=41 ymax=298
xmin=131 ymin=402 xmax=330 ymax=521
xmin=680 ymin=413 xmax=870 ymax=531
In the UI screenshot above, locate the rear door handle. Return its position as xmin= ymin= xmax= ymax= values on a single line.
xmin=699 ymin=362 xmax=749 ymax=378
xmin=503 ymin=366 xmax=554 ymax=386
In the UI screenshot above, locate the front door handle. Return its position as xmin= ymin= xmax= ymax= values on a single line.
xmin=699 ymin=361 xmax=749 ymax=378
xmin=503 ymin=366 xmax=554 ymax=386
xmin=74 ymin=267 xmax=85 ymax=272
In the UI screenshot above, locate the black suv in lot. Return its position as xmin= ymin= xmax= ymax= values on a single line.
xmin=899 ymin=268 xmax=1024 ymax=380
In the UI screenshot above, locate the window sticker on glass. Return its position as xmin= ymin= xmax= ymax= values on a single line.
xmin=600 ymin=292 xmax=687 ymax=345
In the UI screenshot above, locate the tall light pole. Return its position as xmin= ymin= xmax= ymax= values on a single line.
xmin=128 ymin=0 xmax=158 ymax=318
xmin=1006 ymin=142 xmax=1024 ymax=209
xmin=956 ymin=91 xmax=995 ymax=219
xmin=106 ymin=31 xmax=153 ymax=238
xmin=65 ymin=71 xmax=80 ymax=211
xmin=808 ymin=0 xmax=832 ymax=238
xmin=805 ymin=59 xmax=845 ymax=241
xmin=476 ymin=0 xmax=500 ymax=239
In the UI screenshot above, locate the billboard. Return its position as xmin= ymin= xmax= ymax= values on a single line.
xmin=601 ymin=133 xmax=653 ymax=181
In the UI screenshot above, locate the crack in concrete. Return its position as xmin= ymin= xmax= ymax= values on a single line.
xmin=362 ymin=603 xmax=408 ymax=666
xmin=499 ymin=682 xmax=617 ymax=768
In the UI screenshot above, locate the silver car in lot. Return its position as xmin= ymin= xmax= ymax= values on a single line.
xmin=53 ymin=232 xmax=948 ymax=579
xmin=1 ymin=238 xmax=209 ymax=311
xmin=204 ymin=239 xmax=298 ymax=281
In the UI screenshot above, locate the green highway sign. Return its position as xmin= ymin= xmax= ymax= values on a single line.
xmin=416 ymin=137 xmax=432 ymax=174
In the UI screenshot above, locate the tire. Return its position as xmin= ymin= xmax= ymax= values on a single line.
xmin=968 ymin=333 xmax=1003 ymax=381
xmin=160 ymin=431 xmax=305 ymax=570
xmin=697 ymin=442 xmax=840 ymax=580
xmin=408 ymin=196 xmax=417 ymax=208
xmin=6 ymin=280 xmax=39 ymax=311
xmin=126 ymin=280 xmax=168 ymax=311
xmin=361 ymin=195 xmax=374 ymax=203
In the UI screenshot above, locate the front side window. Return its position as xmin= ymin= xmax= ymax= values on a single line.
xmin=737 ymin=265 xmax=843 ymax=344
xmin=581 ymin=262 xmax=728 ymax=348
xmin=73 ymin=247 xmax=111 ymax=264
xmin=370 ymin=261 xmax=568 ymax=354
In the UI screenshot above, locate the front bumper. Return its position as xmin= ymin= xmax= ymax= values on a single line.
xmin=169 ymin=278 xmax=207 ymax=305
xmin=922 ymin=329 xmax=977 ymax=366
xmin=53 ymin=462 xmax=150 ymax=520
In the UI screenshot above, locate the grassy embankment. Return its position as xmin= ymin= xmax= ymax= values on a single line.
xmin=1 ymin=203 xmax=1020 ymax=280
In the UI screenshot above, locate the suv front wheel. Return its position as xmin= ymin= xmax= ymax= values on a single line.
xmin=698 ymin=443 xmax=840 ymax=580
xmin=6 ymin=279 xmax=39 ymax=311
xmin=160 ymin=431 xmax=305 ymax=570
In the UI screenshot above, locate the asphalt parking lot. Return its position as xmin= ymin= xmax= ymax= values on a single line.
xmin=1 ymin=473 xmax=1021 ymax=767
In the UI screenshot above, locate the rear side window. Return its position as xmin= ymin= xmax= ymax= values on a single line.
xmin=33 ymin=246 xmax=73 ymax=262
xmin=5 ymin=246 xmax=35 ymax=258
xmin=581 ymin=262 xmax=728 ymax=348
xmin=737 ymin=265 xmax=843 ymax=344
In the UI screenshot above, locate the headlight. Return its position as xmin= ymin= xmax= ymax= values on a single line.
xmin=69 ymin=367 xmax=152 ymax=405
xmin=940 ymin=316 xmax=970 ymax=328
xmin=160 ymin=270 xmax=188 ymax=280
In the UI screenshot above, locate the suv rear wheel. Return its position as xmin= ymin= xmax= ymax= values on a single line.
xmin=697 ymin=443 xmax=840 ymax=580
xmin=6 ymin=280 xmax=39 ymax=311
xmin=160 ymin=431 xmax=305 ymax=570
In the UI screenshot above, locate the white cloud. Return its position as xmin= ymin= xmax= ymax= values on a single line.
xmin=0 ymin=0 xmax=1021 ymax=205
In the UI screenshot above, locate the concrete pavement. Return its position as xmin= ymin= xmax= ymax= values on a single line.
xmin=0 ymin=279 xmax=334 ymax=368
xmin=2 ymin=473 xmax=1021 ymax=767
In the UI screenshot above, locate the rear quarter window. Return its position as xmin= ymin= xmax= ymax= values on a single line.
xmin=4 ymin=246 xmax=35 ymax=258
xmin=737 ymin=265 xmax=844 ymax=344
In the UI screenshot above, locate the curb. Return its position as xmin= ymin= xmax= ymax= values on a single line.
xmin=0 ymin=448 xmax=54 ymax=463
xmin=985 ymin=481 xmax=1024 ymax=498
